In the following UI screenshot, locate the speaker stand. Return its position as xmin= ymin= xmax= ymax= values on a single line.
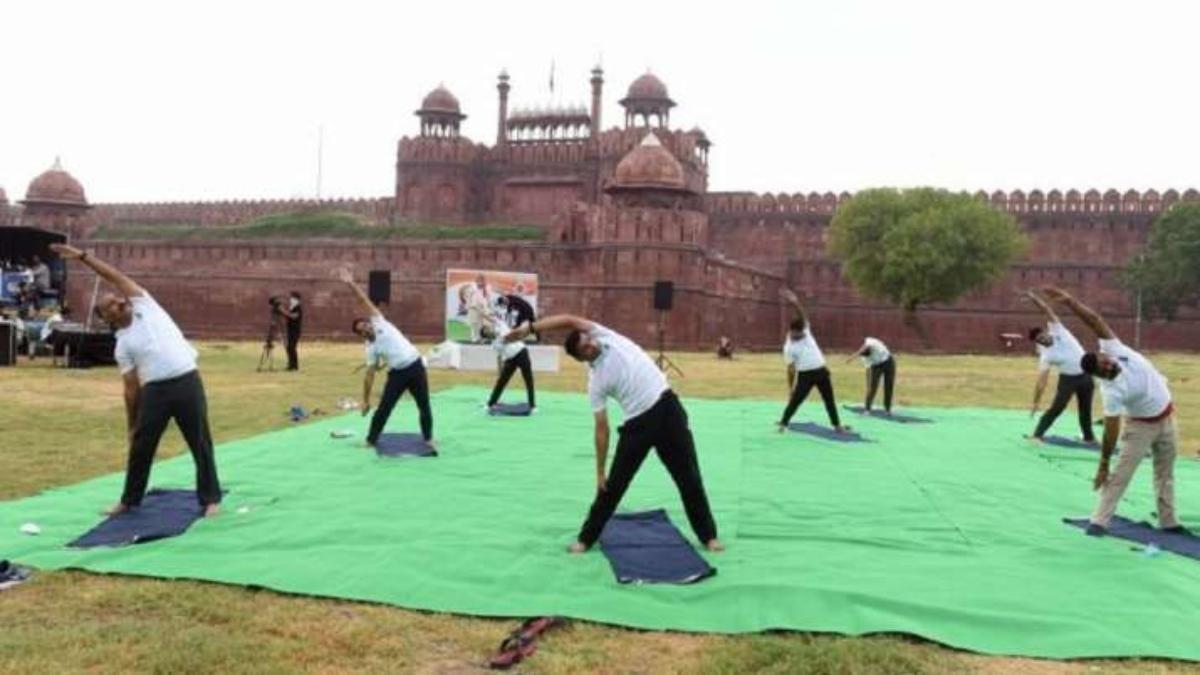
xmin=654 ymin=310 xmax=684 ymax=378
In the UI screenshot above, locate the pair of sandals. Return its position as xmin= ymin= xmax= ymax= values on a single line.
xmin=488 ymin=616 xmax=568 ymax=669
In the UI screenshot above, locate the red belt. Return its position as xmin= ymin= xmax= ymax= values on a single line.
xmin=1132 ymin=402 xmax=1173 ymax=423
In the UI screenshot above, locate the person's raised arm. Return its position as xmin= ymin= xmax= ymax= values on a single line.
xmin=1025 ymin=289 xmax=1060 ymax=324
xmin=506 ymin=314 xmax=594 ymax=342
xmin=1040 ymin=287 xmax=1115 ymax=340
xmin=779 ymin=288 xmax=808 ymax=326
xmin=336 ymin=268 xmax=380 ymax=317
xmin=50 ymin=244 xmax=143 ymax=298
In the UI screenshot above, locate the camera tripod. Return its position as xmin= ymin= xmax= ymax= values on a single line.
xmin=257 ymin=314 xmax=280 ymax=372
xmin=654 ymin=310 xmax=684 ymax=378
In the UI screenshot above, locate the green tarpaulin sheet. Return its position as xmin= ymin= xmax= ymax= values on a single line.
xmin=2 ymin=387 xmax=1198 ymax=660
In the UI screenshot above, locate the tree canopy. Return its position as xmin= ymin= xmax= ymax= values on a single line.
xmin=828 ymin=188 xmax=1027 ymax=314
xmin=1124 ymin=203 xmax=1200 ymax=320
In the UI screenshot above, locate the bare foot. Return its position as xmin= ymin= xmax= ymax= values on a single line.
xmin=103 ymin=502 xmax=131 ymax=516
xmin=777 ymin=423 xmax=787 ymax=434
xmin=567 ymin=541 xmax=589 ymax=554
xmin=203 ymin=503 xmax=221 ymax=518
xmin=705 ymin=538 xmax=726 ymax=552
xmin=1025 ymin=435 xmax=1045 ymax=444
xmin=835 ymin=425 xmax=852 ymax=434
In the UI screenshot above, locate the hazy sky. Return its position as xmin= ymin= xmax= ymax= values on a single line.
xmin=2 ymin=0 xmax=1197 ymax=203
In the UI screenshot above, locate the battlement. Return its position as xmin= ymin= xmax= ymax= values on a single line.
xmin=396 ymin=136 xmax=487 ymax=164
xmin=706 ymin=188 xmax=1200 ymax=215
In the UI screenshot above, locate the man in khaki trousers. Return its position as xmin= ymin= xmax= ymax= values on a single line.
xmin=1041 ymin=286 xmax=1189 ymax=537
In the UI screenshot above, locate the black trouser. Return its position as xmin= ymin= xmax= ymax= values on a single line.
xmin=865 ymin=357 xmax=896 ymax=412
xmin=578 ymin=391 xmax=717 ymax=547
xmin=122 ymin=370 xmax=222 ymax=507
xmin=780 ymin=366 xmax=841 ymax=427
xmin=487 ymin=349 xmax=535 ymax=407
xmin=285 ymin=327 xmax=300 ymax=370
xmin=1034 ymin=372 xmax=1095 ymax=441
xmin=368 ymin=360 xmax=433 ymax=443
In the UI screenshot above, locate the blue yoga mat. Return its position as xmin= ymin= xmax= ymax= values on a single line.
xmin=488 ymin=402 xmax=533 ymax=417
xmin=787 ymin=422 xmax=868 ymax=443
xmin=598 ymin=509 xmax=716 ymax=584
xmin=375 ymin=433 xmax=437 ymax=458
xmin=1041 ymin=435 xmax=1101 ymax=451
xmin=1064 ymin=516 xmax=1200 ymax=560
xmin=69 ymin=489 xmax=210 ymax=548
xmin=844 ymin=406 xmax=932 ymax=424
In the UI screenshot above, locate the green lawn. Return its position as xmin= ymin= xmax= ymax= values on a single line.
xmin=1 ymin=343 xmax=1198 ymax=674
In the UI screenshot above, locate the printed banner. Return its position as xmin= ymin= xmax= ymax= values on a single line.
xmin=445 ymin=268 xmax=538 ymax=343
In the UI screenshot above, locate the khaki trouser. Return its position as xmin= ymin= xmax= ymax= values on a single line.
xmin=1091 ymin=415 xmax=1178 ymax=528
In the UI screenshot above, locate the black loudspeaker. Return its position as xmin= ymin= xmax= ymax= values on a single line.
xmin=368 ymin=270 xmax=391 ymax=304
xmin=0 ymin=322 xmax=16 ymax=366
xmin=653 ymin=281 xmax=674 ymax=311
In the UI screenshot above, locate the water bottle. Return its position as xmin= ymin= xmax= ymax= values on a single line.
xmin=1143 ymin=543 xmax=1162 ymax=558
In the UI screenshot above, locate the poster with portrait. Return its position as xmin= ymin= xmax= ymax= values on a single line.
xmin=444 ymin=268 xmax=538 ymax=343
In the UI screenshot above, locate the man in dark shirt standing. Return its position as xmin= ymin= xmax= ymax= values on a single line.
xmin=497 ymin=293 xmax=536 ymax=341
xmin=282 ymin=291 xmax=303 ymax=371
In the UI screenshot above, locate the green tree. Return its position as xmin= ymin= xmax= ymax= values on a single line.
xmin=828 ymin=188 xmax=1027 ymax=343
xmin=1124 ymin=202 xmax=1200 ymax=320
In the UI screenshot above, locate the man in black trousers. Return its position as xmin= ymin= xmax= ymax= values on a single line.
xmin=1025 ymin=289 xmax=1095 ymax=443
xmin=482 ymin=318 xmax=535 ymax=412
xmin=777 ymin=288 xmax=849 ymax=433
xmin=507 ymin=314 xmax=722 ymax=554
xmin=50 ymin=244 xmax=222 ymax=517
xmin=281 ymin=291 xmax=303 ymax=371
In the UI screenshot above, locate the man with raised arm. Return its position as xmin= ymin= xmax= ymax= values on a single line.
xmin=337 ymin=268 xmax=433 ymax=447
xmin=844 ymin=336 xmax=895 ymax=415
xmin=481 ymin=317 xmax=536 ymax=412
xmin=50 ymin=244 xmax=221 ymax=517
xmin=778 ymin=288 xmax=848 ymax=433
xmin=1041 ymin=286 xmax=1188 ymax=536
xmin=1024 ymin=289 xmax=1095 ymax=444
xmin=506 ymin=314 xmax=723 ymax=554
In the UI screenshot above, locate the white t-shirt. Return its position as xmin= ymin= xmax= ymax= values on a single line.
xmin=587 ymin=323 xmax=669 ymax=420
xmin=783 ymin=331 xmax=825 ymax=372
xmin=115 ymin=294 xmax=198 ymax=385
xmin=859 ymin=337 xmax=891 ymax=367
xmin=365 ymin=315 xmax=420 ymax=370
xmin=1037 ymin=322 xmax=1085 ymax=376
xmin=490 ymin=321 xmax=527 ymax=362
xmin=1097 ymin=338 xmax=1172 ymax=418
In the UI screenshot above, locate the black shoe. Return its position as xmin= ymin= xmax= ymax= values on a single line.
xmin=1084 ymin=523 xmax=1107 ymax=537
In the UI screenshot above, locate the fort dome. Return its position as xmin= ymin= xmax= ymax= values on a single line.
xmin=420 ymin=85 xmax=462 ymax=114
xmin=626 ymin=72 xmax=670 ymax=101
xmin=24 ymin=158 xmax=87 ymax=206
xmin=611 ymin=132 xmax=687 ymax=191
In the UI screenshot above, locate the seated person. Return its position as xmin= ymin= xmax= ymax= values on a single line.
xmin=717 ymin=336 xmax=734 ymax=359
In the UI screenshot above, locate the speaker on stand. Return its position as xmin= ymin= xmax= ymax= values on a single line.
xmin=652 ymin=281 xmax=683 ymax=377
xmin=368 ymin=270 xmax=392 ymax=306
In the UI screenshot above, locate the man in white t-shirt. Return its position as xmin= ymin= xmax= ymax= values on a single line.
xmin=844 ymin=337 xmax=895 ymax=414
xmin=778 ymin=288 xmax=848 ymax=433
xmin=337 ymin=269 xmax=433 ymax=447
xmin=50 ymin=244 xmax=222 ymax=517
xmin=506 ymin=314 xmax=722 ymax=554
xmin=481 ymin=317 xmax=535 ymax=411
xmin=1042 ymin=286 xmax=1188 ymax=537
xmin=1024 ymin=290 xmax=1095 ymax=443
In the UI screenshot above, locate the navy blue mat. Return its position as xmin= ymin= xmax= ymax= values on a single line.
xmin=1040 ymin=435 xmax=1101 ymax=451
xmin=375 ymin=433 xmax=437 ymax=458
xmin=488 ymin=402 xmax=533 ymax=417
xmin=844 ymin=406 xmax=932 ymax=424
xmin=598 ymin=509 xmax=716 ymax=584
xmin=69 ymin=489 xmax=210 ymax=549
xmin=787 ymin=422 xmax=868 ymax=443
xmin=1064 ymin=516 xmax=1200 ymax=560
